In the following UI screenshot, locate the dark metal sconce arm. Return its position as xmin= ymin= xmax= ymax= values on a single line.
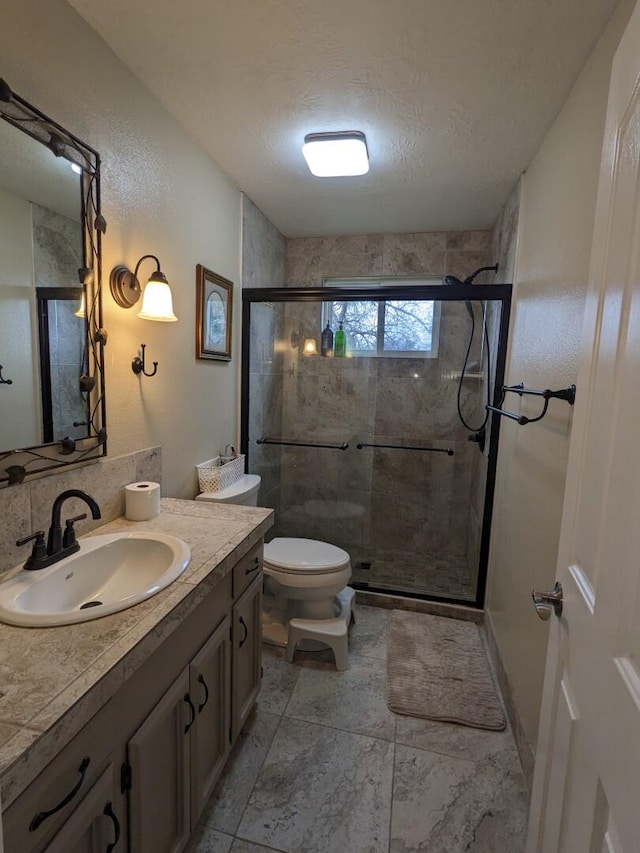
xmin=0 ymin=365 xmax=13 ymax=385
xmin=132 ymin=343 xmax=158 ymax=377
xmin=133 ymin=254 xmax=161 ymax=280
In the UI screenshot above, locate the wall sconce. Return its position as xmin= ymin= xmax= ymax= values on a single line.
xmin=290 ymin=331 xmax=318 ymax=355
xmin=110 ymin=254 xmax=178 ymax=378
xmin=109 ymin=254 xmax=178 ymax=322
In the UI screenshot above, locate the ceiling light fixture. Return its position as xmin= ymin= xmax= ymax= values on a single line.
xmin=302 ymin=131 xmax=369 ymax=177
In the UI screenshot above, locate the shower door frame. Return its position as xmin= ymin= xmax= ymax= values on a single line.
xmin=241 ymin=283 xmax=512 ymax=609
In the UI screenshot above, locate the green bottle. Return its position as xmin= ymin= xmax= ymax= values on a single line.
xmin=334 ymin=321 xmax=346 ymax=357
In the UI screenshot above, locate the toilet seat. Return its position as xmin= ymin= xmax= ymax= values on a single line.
xmin=263 ymin=538 xmax=350 ymax=575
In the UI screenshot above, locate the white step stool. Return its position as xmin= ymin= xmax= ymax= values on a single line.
xmin=286 ymin=587 xmax=355 ymax=672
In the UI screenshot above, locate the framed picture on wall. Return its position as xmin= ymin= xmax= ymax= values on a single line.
xmin=196 ymin=265 xmax=233 ymax=361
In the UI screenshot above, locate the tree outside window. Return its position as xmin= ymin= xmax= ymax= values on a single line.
xmin=322 ymin=279 xmax=441 ymax=358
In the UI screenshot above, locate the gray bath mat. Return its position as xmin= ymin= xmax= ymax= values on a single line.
xmin=386 ymin=610 xmax=506 ymax=731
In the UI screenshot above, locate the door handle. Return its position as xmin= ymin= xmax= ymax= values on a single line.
xmin=183 ymin=693 xmax=196 ymax=733
xmin=104 ymin=801 xmax=121 ymax=852
xmin=29 ymin=756 xmax=91 ymax=830
xmin=197 ymin=674 xmax=209 ymax=713
xmin=532 ymin=581 xmax=563 ymax=620
xmin=239 ymin=616 xmax=249 ymax=648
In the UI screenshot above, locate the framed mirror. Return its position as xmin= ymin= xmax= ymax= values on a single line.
xmin=0 ymin=79 xmax=106 ymax=486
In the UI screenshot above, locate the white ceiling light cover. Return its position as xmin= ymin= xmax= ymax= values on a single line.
xmin=302 ymin=131 xmax=369 ymax=177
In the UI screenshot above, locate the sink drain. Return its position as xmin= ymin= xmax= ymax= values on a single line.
xmin=80 ymin=601 xmax=103 ymax=609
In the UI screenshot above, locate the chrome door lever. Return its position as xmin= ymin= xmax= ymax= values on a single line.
xmin=532 ymin=581 xmax=563 ymax=620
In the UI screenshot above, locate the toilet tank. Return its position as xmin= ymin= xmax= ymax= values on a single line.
xmin=196 ymin=473 xmax=261 ymax=506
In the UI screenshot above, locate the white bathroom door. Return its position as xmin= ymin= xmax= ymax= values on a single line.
xmin=526 ymin=2 xmax=640 ymax=851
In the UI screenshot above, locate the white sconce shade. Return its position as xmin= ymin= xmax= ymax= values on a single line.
xmin=137 ymin=278 xmax=178 ymax=322
xmin=302 ymin=338 xmax=318 ymax=355
xmin=74 ymin=291 xmax=86 ymax=318
xmin=302 ymin=131 xmax=369 ymax=177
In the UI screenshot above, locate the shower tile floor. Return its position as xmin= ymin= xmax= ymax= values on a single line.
xmin=351 ymin=553 xmax=476 ymax=601
xmin=187 ymin=606 xmax=529 ymax=853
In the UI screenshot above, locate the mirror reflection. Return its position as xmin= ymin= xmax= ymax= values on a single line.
xmin=0 ymin=117 xmax=87 ymax=451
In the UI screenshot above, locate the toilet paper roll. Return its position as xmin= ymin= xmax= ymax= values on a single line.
xmin=125 ymin=481 xmax=161 ymax=521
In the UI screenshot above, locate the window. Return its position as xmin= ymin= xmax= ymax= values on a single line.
xmin=322 ymin=278 xmax=441 ymax=358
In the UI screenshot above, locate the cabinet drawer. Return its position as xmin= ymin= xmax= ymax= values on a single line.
xmin=3 ymin=701 xmax=115 ymax=853
xmin=232 ymin=543 xmax=262 ymax=600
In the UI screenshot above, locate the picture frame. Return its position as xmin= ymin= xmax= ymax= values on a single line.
xmin=196 ymin=265 xmax=233 ymax=361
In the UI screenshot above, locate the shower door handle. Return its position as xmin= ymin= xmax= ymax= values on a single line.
xmin=531 ymin=581 xmax=563 ymax=620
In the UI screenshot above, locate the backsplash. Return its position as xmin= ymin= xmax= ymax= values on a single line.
xmin=0 ymin=447 xmax=162 ymax=580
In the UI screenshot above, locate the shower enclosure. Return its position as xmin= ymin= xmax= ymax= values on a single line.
xmin=241 ymin=282 xmax=511 ymax=608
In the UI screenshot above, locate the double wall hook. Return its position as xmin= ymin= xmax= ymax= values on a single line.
xmin=0 ymin=365 xmax=13 ymax=385
xmin=132 ymin=344 xmax=158 ymax=377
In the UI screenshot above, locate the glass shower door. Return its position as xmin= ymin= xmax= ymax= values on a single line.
xmin=243 ymin=285 xmax=510 ymax=607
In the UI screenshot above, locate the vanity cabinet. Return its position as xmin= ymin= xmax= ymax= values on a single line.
xmin=3 ymin=542 xmax=263 ymax=853
xmin=127 ymin=614 xmax=231 ymax=853
xmin=43 ymin=762 xmax=123 ymax=853
xmin=232 ymin=577 xmax=262 ymax=742
xmin=2 ymin=701 xmax=123 ymax=853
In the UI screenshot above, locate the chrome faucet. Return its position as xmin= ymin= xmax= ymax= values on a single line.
xmin=16 ymin=489 xmax=101 ymax=571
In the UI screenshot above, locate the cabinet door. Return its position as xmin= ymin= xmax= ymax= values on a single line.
xmin=189 ymin=614 xmax=231 ymax=826
xmin=232 ymin=574 xmax=262 ymax=742
xmin=128 ymin=669 xmax=191 ymax=853
xmin=44 ymin=762 xmax=122 ymax=853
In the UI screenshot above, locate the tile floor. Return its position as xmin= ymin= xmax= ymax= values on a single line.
xmin=351 ymin=553 xmax=475 ymax=602
xmin=187 ymin=606 xmax=530 ymax=853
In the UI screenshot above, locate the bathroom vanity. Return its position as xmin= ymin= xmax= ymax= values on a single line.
xmin=0 ymin=498 xmax=272 ymax=853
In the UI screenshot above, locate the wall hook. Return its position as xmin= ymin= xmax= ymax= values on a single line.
xmin=0 ymin=365 xmax=13 ymax=385
xmin=132 ymin=344 xmax=158 ymax=377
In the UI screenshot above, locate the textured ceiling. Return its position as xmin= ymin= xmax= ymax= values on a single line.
xmin=68 ymin=0 xmax=619 ymax=237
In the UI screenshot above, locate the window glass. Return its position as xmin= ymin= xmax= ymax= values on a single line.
xmin=322 ymin=279 xmax=441 ymax=358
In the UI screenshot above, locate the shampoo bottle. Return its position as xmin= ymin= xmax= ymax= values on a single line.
xmin=320 ymin=322 xmax=334 ymax=357
xmin=334 ymin=321 xmax=346 ymax=357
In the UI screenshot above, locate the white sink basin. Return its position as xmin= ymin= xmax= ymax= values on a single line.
xmin=0 ymin=532 xmax=191 ymax=627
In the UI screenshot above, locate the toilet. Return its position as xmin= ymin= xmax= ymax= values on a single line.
xmin=195 ymin=474 xmax=354 ymax=668
xmin=195 ymin=473 xmax=262 ymax=506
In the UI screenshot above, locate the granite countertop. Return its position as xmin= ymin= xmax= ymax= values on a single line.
xmin=0 ymin=498 xmax=273 ymax=810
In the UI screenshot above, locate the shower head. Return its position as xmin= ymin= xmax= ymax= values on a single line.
xmin=443 ymin=264 xmax=499 ymax=287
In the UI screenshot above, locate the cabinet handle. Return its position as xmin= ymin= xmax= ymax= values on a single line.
xmin=239 ymin=616 xmax=249 ymax=648
xmin=29 ymin=756 xmax=91 ymax=831
xmin=183 ymin=693 xmax=196 ymax=733
xmin=104 ymin=801 xmax=120 ymax=852
xmin=245 ymin=557 xmax=260 ymax=576
xmin=197 ymin=674 xmax=209 ymax=713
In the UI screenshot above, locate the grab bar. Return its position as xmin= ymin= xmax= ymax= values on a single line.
xmin=356 ymin=442 xmax=454 ymax=456
xmin=256 ymin=437 xmax=349 ymax=451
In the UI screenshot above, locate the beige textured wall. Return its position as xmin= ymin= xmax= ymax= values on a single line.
xmin=486 ymin=0 xmax=635 ymax=752
xmin=0 ymin=0 xmax=242 ymax=498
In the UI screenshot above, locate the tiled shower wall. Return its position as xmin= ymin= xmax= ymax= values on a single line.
xmin=273 ymin=230 xmax=495 ymax=598
xmin=242 ymin=196 xmax=287 ymax=514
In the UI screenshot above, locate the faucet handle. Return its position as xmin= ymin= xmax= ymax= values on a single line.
xmin=63 ymin=514 xmax=87 ymax=549
xmin=16 ymin=531 xmax=47 ymax=569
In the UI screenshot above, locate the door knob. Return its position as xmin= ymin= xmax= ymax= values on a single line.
xmin=532 ymin=581 xmax=563 ymax=620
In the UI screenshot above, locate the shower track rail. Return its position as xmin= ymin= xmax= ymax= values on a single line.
xmin=356 ymin=442 xmax=454 ymax=456
xmin=256 ymin=437 xmax=349 ymax=450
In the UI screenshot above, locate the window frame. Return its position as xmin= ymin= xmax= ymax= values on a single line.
xmin=321 ymin=276 xmax=443 ymax=359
